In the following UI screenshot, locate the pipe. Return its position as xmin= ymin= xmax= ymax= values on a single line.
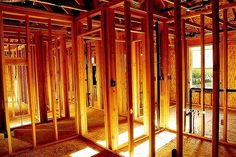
xmin=188 ymin=87 xmax=236 ymax=134
xmin=155 ymin=21 xmax=161 ymax=130
xmin=85 ymin=40 xmax=90 ymax=107
xmin=189 ymin=88 xmax=192 ymax=133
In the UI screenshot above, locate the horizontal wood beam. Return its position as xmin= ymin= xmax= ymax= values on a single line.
xmin=5 ymin=58 xmax=28 ymax=65
xmin=3 ymin=26 xmax=67 ymax=35
xmin=78 ymin=27 xmax=101 ymax=36
xmin=3 ymin=13 xmax=71 ymax=26
xmin=82 ymin=36 xmax=101 ymax=40
xmin=115 ymin=27 xmax=144 ymax=34
xmin=0 ymin=3 xmax=73 ymax=23
xmin=115 ymin=7 xmax=148 ymax=19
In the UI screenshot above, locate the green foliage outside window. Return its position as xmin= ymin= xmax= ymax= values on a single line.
xmin=192 ymin=68 xmax=213 ymax=88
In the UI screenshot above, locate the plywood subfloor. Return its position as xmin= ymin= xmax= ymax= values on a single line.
xmin=0 ymin=119 xmax=77 ymax=156
xmin=86 ymin=107 xmax=145 ymax=147
xmin=0 ymin=107 xmax=142 ymax=156
xmin=14 ymin=137 xmax=120 ymax=157
xmin=117 ymin=130 xmax=236 ymax=157
xmin=0 ymin=138 xmax=8 ymax=156
xmin=169 ymin=105 xmax=236 ymax=143
xmin=155 ymin=135 xmax=236 ymax=157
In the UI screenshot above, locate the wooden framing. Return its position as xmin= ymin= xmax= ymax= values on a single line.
xmin=164 ymin=0 xmax=236 ymax=30
xmin=87 ymin=17 xmax=92 ymax=30
xmin=145 ymin=0 xmax=155 ymax=156
xmin=0 ymin=3 xmax=73 ymax=23
xmin=105 ymin=8 xmax=118 ymax=150
xmin=78 ymin=27 xmax=101 ymax=38
xmin=116 ymin=37 xmax=126 ymax=116
xmin=76 ymin=0 xmax=123 ymax=21
xmin=160 ymin=22 xmax=169 ymax=128
xmin=200 ymin=14 xmax=205 ymax=137
xmin=48 ymin=19 xmax=58 ymax=141
xmin=74 ymin=21 xmax=83 ymax=135
xmin=60 ymin=35 xmax=70 ymax=118
xmin=77 ymin=37 xmax=88 ymax=135
xmin=4 ymin=58 xmax=27 ymax=65
xmin=0 ymin=10 xmax=13 ymax=155
xmin=55 ymin=38 xmax=63 ymax=118
xmin=212 ymin=0 xmax=220 ymax=156
xmin=174 ymin=0 xmax=183 ymax=156
xmin=3 ymin=26 xmax=68 ymax=36
xmin=25 ymin=15 xmax=37 ymax=148
xmin=167 ymin=127 xmax=236 ymax=148
xmin=35 ymin=32 xmax=48 ymax=123
xmin=166 ymin=2 xmax=236 ymax=22
xmin=222 ymin=9 xmax=228 ymax=142
xmin=124 ymin=0 xmax=134 ymax=156
xmin=1 ymin=1 xmax=236 ymax=157
xmin=131 ymin=41 xmax=139 ymax=119
xmin=101 ymin=10 xmax=111 ymax=148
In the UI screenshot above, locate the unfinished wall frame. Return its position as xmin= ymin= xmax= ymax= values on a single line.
xmin=166 ymin=1 xmax=236 ymax=156
xmin=0 ymin=5 xmax=75 ymax=156
xmin=0 ymin=9 xmax=13 ymax=155
xmin=75 ymin=0 xmax=156 ymax=156
xmin=1 ymin=0 xmax=236 ymax=157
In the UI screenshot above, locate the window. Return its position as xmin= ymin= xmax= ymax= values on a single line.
xmin=190 ymin=45 xmax=213 ymax=88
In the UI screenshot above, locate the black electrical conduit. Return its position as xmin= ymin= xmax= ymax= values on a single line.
xmin=155 ymin=21 xmax=163 ymax=130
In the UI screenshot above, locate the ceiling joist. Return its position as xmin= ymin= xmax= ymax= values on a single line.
xmin=62 ymin=7 xmax=72 ymax=15
xmin=164 ymin=0 xmax=236 ymax=30
xmin=41 ymin=3 xmax=53 ymax=12
xmin=28 ymin=0 xmax=88 ymax=12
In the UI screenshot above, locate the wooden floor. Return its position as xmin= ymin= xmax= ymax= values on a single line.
xmin=1 ymin=106 xmax=236 ymax=156
xmin=0 ymin=107 xmax=144 ymax=156
xmin=169 ymin=105 xmax=236 ymax=143
xmin=85 ymin=107 xmax=145 ymax=147
xmin=14 ymin=137 xmax=120 ymax=157
xmin=8 ymin=130 xmax=236 ymax=157
xmin=117 ymin=130 xmax=236 ymax=157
